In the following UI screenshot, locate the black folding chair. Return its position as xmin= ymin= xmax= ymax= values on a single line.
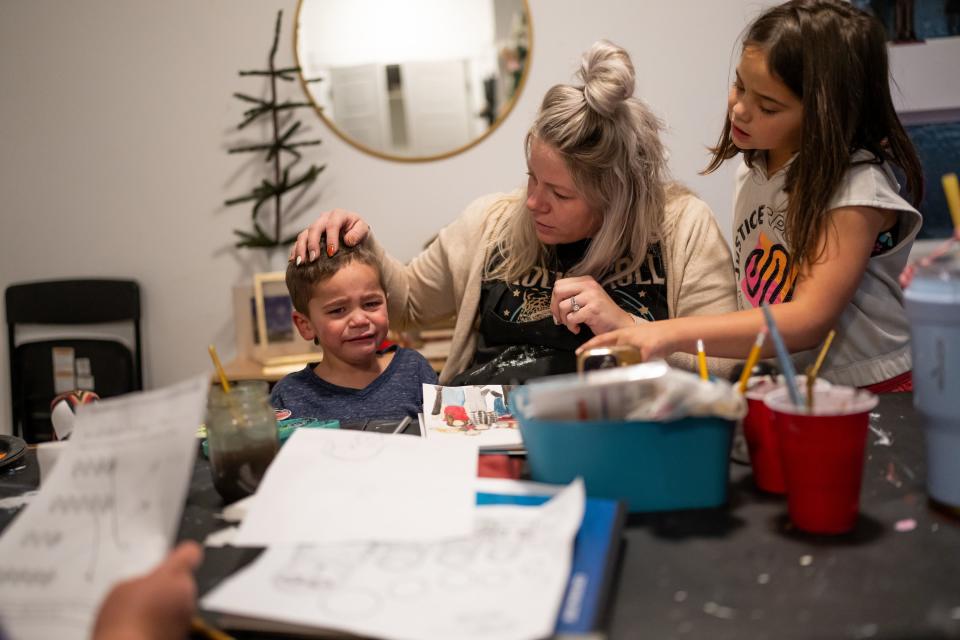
xmin=5 ymin=279 xmax=143 ymax=442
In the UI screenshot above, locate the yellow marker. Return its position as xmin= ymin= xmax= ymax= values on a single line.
xmin=943 ymin=173 xmax=960 ymax=234
xmin=737 ymin=329 xmax=768 ymax=394
xmin=697 ymin=339 xmax=709 ymax=381
xmin=208 ymin=344 xmax=231 ymax=394
xmin=805 ymin=329 xmax=837 ymax=412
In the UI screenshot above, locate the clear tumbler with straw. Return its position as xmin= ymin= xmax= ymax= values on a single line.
xmin=904 ymin=244 xmax=960 ymax=510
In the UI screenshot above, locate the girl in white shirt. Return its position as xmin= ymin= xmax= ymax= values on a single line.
xmin=581 ymin=0 xmax=925 ymax=391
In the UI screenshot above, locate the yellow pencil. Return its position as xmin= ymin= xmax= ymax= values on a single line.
xmin=207 ymin=344 xmax=231 ymax=393
xmin=737 ymin=329 xmax=768 ymax=394
xmin=805 ymin=329 xmax=837 ymax=412
xmin=943 ymin=173 xmax=960 ymax=234
xmin=191 ymin=616 xmax=234 ymax=640
xmin=697 ymin=339 xmax=709 ymax=381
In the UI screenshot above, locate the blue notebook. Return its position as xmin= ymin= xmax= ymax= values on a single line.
xmin=476 ymin=491 xmax=626 ymax=636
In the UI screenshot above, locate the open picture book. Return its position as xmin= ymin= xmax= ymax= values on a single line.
xmin=420 ymin=384 xmax=524 ymax=452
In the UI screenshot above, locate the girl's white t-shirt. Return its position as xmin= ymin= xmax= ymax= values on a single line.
xmin=731 ymin=150 xmax=922 ymax=387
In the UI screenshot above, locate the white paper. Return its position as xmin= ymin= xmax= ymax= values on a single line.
xmin=0 ymin=492 xmax=37 ymax=511
xmin=421 ymin=384 xmax=523 ymax=451
xmin=204 ymin=479 xmax=585 ymax=640
xmin=219 ymin=478 xmax=558 ymax=529
xmin=219 ymin=493 xmax=255 ymax=523
xmin=52 ymin=346 xmax=76 ymax=394
xmin=520 ymin=361 xmax=668 ymax=420
xmin=520 ymin=361 xmax=746 ymax=422
xmin=234 ymin=428 xmax=477 ymax=546
xmin=51 ymin=346 xmax=75 ymax=373
xmin=36 ymin=440 xmax=70 ymax=482
xmin=204 ymin=526 xmax=240 ymax=547
xmin=53 ymin=374 xmax=75 ymax=394
xmin=75 ymin=357 xmax=92 ymax=376
xmin=0 ymin=376 xmax=209 ymax=640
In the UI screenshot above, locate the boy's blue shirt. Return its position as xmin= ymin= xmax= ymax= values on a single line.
xmin=270 ymin=346 xmax=437 ymax=421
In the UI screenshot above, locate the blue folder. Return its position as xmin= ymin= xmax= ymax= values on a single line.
xmin=476 ymin=491 xmax=626 ymax=636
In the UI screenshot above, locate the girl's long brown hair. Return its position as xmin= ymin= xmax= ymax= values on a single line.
xmin=703 ymin=0 xmax=924 ymax=271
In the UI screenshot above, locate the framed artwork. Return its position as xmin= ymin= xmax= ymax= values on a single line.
xmin=253 ymin=272 xmax=295 ymax=348
xmin=232 ymin=273 xmax=319 ymax=369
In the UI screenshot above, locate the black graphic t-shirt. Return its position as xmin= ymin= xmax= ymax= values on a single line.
xmin=450 ymin=239 xmax=668 ymax=385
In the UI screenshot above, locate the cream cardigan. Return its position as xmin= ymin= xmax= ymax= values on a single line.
xmin=370 ymin=190 xmax=739 ymax=383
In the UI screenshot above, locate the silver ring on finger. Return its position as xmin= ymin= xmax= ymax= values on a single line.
xmin=570 ymin=296 xmax=581 ymax=313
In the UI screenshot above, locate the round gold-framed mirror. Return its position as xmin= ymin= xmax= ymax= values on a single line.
xmin=295 ymin=0 xmax=532 ymax=162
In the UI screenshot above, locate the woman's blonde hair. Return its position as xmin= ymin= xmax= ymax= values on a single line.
xmin=487 ymin=40 xmax=670 ymax=286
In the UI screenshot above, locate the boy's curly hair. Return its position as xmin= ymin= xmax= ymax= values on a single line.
xmin=285 ymin=239 xmax=385 ymax=314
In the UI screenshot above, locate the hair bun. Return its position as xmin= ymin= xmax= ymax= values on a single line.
xmin=578 ymin=40 xmax=635 ymax=118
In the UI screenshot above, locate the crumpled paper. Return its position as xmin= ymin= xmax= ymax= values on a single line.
xmin=518 ymin=360 xmax=746 ymax=422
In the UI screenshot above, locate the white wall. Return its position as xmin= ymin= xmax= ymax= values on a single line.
xmin=889 ymin=37 xmax=960 ymax=115
xmin=0 ymin=0 xmax=764 ymax=435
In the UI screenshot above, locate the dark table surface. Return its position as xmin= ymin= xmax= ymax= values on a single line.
xmin=2 ymin=392 xmax=958 ymax=639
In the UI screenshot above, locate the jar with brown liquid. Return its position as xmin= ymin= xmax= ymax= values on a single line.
xmin=206 ymin=381 xmax=279 ymax=502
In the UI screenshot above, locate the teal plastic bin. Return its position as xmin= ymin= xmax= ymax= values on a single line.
xmin=512 ymin=392 xmax=734 ymax=513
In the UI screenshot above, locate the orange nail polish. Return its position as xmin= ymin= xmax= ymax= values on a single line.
xmin=327 ymin=245 xmax=335 ymax=257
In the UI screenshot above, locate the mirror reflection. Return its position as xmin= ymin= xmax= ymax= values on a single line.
xmin=296 ymin=0 xmax=531 ymax=161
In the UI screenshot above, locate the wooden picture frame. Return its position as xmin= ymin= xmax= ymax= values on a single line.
xmin=246 ymin=271 xmax=320 ymax=369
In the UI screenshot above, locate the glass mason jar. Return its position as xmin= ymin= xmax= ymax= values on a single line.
xmin=206 ymin=380 xmax=279 ymax=503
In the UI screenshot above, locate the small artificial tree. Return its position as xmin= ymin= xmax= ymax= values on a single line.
xmin=225 ymin=10 xmax=324 ymax=249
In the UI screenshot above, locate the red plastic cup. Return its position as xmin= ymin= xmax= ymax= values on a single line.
xmin=743 ymin=377 xmax=829 ymax=494
xmin=743 ymin=380 xmax=785 ymax=494
xmin=765 ymin=386 xmax=878 ymax=534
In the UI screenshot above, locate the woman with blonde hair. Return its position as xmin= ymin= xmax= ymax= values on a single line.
xmin=292 ymin=40 xmax=737 ymax=384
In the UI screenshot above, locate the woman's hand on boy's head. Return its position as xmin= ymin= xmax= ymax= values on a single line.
xmin=290 ymin=209 xmax=371 ymax=264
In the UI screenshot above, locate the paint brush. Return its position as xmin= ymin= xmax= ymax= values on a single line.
xmin=805 ymin=329 xmax=837 ymax=412
xmin=207 ymin=344 xmax=231 ymax=394
xmin=737 ymin=329 xmax=768 ymax=394
xmin=697 ymin=339 xmax=709 ymax=381
xmin=760 ymin=304 xmax=802 ymax=407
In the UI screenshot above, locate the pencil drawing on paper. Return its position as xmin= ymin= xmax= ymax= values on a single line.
xmin=0 ymin=568 xmax=57 ymax=587
xmin=202 ymin=479 xmax=584 ymax=640
xmin=44 ymin=454 xmax=134 ymax=580
xmin=318 ymin=432 xmax=387 ymax=462
xmin=265 ymin=509 xmax=560 ymax=622
xmin=273 ymin=545 xmax=383 ymax=617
